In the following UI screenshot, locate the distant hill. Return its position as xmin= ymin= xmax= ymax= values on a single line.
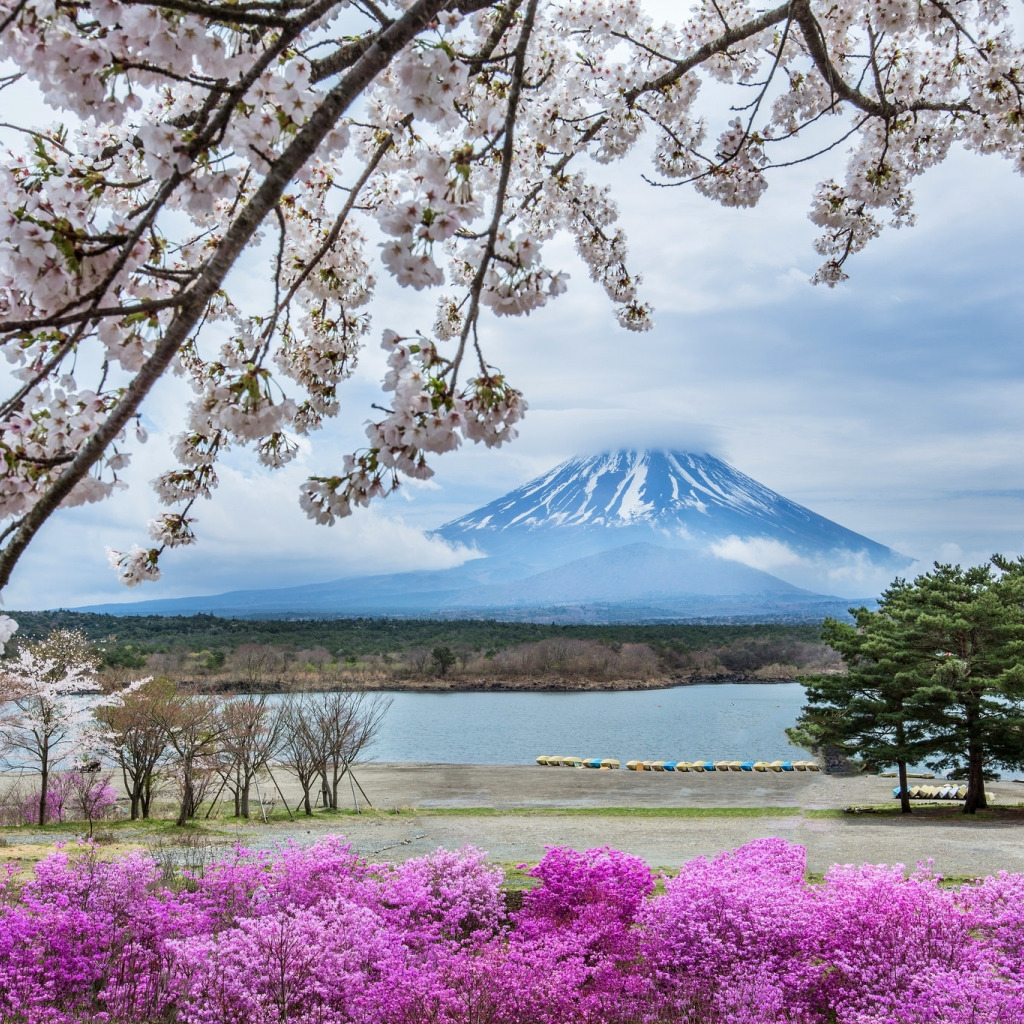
xmin=78 ymin=449 xmax=904 ymax=622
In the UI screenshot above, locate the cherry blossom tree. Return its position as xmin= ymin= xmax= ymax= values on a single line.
xmin=0 ymin=0 xmax=1021 ymax=617
xmin=0 ymin=628 xmax=145 ymax=825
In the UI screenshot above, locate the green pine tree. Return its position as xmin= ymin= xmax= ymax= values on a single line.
xmin=793 ymin=583 xmax=932 ymax=814
xmin=883 ymin=560 xmax=1024 ymax=813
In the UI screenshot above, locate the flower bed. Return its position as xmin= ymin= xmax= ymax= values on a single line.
xmin=1 ymin=837 xmax=1022 ymax=1023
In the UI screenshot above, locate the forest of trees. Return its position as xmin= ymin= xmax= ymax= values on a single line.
xmin=6 ymin=613 xmax=841 ymax=690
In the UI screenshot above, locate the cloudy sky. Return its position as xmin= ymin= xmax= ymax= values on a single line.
xmin=4 ymin=11 xmax=1024 ymax=611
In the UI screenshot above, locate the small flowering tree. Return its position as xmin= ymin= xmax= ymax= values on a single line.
xmin=0 ymin=628 xmax=144 ymax=825
xmin=0 ymin=0 xmax=1021 ymax=600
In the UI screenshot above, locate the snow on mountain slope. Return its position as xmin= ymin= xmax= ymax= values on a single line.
xmin=435 ymin=450 xmax=910 ymax=597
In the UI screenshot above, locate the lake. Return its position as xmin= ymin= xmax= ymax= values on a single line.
xmin=359 ymin=682 xmax=813 ymax=764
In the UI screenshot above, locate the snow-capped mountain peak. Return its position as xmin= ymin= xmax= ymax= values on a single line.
xmin=435 ymin=449 xmax=911 ymax=597
xmin=441 ymin=450 xmax=819 ymax=532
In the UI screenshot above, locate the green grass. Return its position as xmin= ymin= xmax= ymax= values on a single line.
xmin=408 ymin=805 xmax=804 ymax=818
xmin=833 ymin=803 xmax=1024 ymax=820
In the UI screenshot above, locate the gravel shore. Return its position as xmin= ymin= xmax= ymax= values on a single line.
xmin=195 ymin=765 xmax=1024 ymax=877
xmin=5 ymin=764 xmax=1024 ymax=877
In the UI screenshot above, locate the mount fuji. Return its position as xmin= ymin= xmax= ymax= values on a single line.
xmin=79 ymin=449 xmax=910 ymax=621
xmin=433 ymin=450 xmax=910 ymax=596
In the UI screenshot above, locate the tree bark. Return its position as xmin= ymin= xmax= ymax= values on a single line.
xmin=177 ymin=765 xmax=195 ymax=826
xmin=964 ymin=745 xmax=987 ymax=813
xmin=38 ymin=745 xmax=49 ymax=827
xmin=897 ymin=760 xmax=912 ymax=815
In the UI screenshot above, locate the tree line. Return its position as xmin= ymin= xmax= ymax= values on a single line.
xmin=792 ymin=559 xmax=1024 ymax=815
xmin=0 ymin=629 xmax=389 ymax=828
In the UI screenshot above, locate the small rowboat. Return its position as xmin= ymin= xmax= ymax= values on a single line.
xmin=727 ymin=761 xmax=744 ymax=771
xmin=582 ymin=758 xmax=603 ymax=769
xmin=536 ymin=755 xmax=552 ymax=766
xmin=626 ymin=760 xmax=643 ymax=771
xmin=752 ymin=761 xmax=770 ymax=772
xmin=767 ymin=761 xmax=784 ymax=772
xmin=714 ymin=761 xmax=732 ymax=772
xmin=662 ymin=761 xmax=678 ymax=771
xmin=649 ymin=761 xmax=667 ymax=771
xmin=740 ymin=761 xmax=755 ymax=771
xmin=601 ymin=759 xmax=620 ymax=770
xmin=559 ymin=756 xmax=583 ymax=768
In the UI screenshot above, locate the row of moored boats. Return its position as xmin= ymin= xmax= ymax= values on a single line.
xmin=535 ymin=756 xmax=821 ymax=772
xmin=893 ymin=784 xmax=968 ymax=800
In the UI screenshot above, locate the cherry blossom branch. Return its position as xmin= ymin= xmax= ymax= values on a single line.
xmin=0 ymin=0 xmax=451 ymax=590
xmin=451 ymin=0 xmax=538 ymax=381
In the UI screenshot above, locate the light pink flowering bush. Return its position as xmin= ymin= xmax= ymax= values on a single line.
xmin=1 ymin=837 xmax=1024 ymax=1023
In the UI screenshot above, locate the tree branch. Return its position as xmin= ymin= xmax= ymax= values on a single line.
xmin=0 ymin=0 xmax=451 ymax=591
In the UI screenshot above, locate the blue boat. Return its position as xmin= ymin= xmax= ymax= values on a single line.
xmin=583 ymin=758 xmax=603 ymax=769
xmin=663 ymin=761 xmax=678 ymax=771
xmin=740 ymin=761 xmax=755 ymax=771
xmin=780 ymin=762 xmax=794 ymax=771
xmin=701 ymin=761 xmax=716 ymax=772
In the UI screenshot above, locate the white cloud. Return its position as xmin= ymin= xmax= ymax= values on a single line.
xmin=710 ymin=536 xmax=805 ymax=572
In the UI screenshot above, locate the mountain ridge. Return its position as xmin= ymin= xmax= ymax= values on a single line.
xmin=74 ymin=448 xmax=905 ymax=621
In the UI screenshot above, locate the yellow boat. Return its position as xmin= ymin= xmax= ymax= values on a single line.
xmin=601 ymin=759 xmax=620 ymax=770
xmin=752 ymin=761 xmax=769 ymax=772
xmin=674 ymin=761 xmax=691 ymax=772
xmin=805 ymin=762 xmax=821 ymax=772
xmin=792 ymin=761 xmax=808 ymax=771
xmin=690 ymin=761 xmax=705 ymax=772
xmin=767 ymin=761 xmax=784 ymax=772
xmin=626 ymin=760 xmax=643 ymax=771
xmin=727 ymin=761 xmax=744 ymax=771
xmin=650 ymin=761 xmax=667 ymax=771
xmin=714 ymin=761 xmax=731 ymax=772
xmin=559 ymin=756 xmax=583 ymax=768
xmin=536 ymin=755 xmax=552 ymax=766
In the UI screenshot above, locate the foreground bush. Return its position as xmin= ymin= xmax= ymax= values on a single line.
xmin=1 ymin=837 xmax=1023 ymax=1023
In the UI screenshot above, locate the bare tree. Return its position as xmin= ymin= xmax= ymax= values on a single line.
xmin=278 ymin=692 xmax=389 ymax=814
xmin=150 ymin=694 xmax=225 ymax=826
xmin=231 ymin=644 xmax=283 ymax=691
xmin=95 ymin=678 xmax=174 ymax=820
xmin=309 ymin=691 xmax=391 ymax=811
xmin=217 ymin=695 xmax=285 ymax=818
xmin=278 ymin=696 xmax=322 ymax=817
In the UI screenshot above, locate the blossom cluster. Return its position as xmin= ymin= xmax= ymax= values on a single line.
xmin=2 ymin=837 xmax=1024 ymax=1023
xmin=0 ymin=0 xmax=1022 ymax=589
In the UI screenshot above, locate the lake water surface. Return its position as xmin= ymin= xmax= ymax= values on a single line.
xmin=360 ymin=682 xmax=813 ymax=764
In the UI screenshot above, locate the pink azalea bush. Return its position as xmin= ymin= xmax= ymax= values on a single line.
xmin=13 ymin=772 xmax=120 ymax=827
xmin=1 ymin=837 xmax=1024 ymax=1023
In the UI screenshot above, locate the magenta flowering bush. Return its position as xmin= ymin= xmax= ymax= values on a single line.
xmin=1 ymin=837 xmax=1024 ymax=1023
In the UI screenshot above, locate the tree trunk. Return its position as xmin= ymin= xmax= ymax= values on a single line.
xmin=177 ymin=763 xmax=195 ymax=826
xmin=302 ymin=785 xmax=312 ymax=816
xmin=38 ymin=746 xmax=49 ymax=827
xmin=123 ymin=766 xmax=141 ymax=821
xmin=897 ymin=760 xmax=912 ymax=815
xmin=240 ymin=779 xmax=250 ymax=819
xmin=964 ymin=746 xmax=987 ymax=813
